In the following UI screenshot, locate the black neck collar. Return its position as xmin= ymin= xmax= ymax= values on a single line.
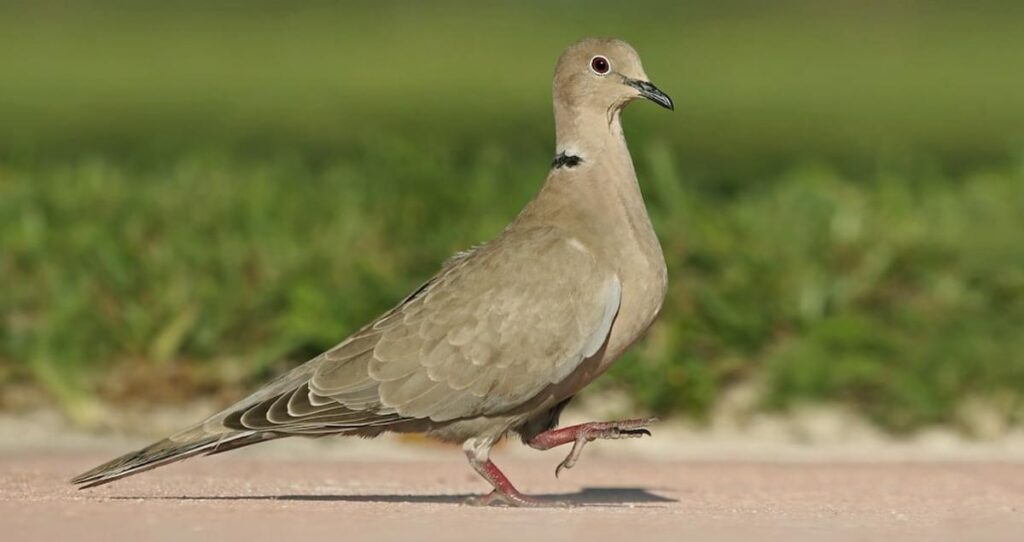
xmin=552 ymin=152 xmax=583 ymax=169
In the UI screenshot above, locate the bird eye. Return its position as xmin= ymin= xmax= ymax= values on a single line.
xmin=590 ymin=55 xmax=610 ymax=75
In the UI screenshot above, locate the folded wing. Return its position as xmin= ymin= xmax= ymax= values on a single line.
xmin=212 ymin=227 xmax=621 ymax=434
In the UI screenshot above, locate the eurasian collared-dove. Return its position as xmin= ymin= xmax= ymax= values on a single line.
xmin=72 ymin=37 xmax=673 ymax=507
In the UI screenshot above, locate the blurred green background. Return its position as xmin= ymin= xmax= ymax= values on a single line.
xmin=2 ymin=0 xmax=1023 ymax=433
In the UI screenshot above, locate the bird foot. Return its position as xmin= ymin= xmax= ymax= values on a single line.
xmin=464 ymin=490 xmax=569 ymax=508
xmin=553 ymin=418 xmax=655 ymax=478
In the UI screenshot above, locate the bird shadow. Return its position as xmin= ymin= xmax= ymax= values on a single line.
xmin=110 ymin=487 xmax=675 ymax=507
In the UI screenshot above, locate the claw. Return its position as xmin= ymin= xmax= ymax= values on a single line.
xmin=551 ymin=419 xmax=655 ymax=478
xmin=554 ymin=437 xmax=586 ymax=478
xmin=465 ymin=490 xmax=569 ymax=508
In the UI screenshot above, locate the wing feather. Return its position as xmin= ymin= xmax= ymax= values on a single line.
xmin=198 ymin=227 xmax=620 ymax=434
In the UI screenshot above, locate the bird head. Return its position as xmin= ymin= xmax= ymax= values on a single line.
xmin=553 ymin=38 xmax=674 ymax=116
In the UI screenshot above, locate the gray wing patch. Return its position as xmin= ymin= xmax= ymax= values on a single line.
xmin=553 ymin=275 xmax=621 ymax=384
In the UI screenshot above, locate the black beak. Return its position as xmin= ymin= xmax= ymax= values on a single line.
xmin=626 ymin=78 xmax=674 ymax=110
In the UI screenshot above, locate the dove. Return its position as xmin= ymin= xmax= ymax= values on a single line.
xmin=72 ymin=37 xmax=673 ymax=507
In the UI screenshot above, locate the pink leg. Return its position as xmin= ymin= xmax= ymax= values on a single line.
xmin=462 ymin=437 xmax=562 ymax=507
xmin=464 ymin=458 xmax=550 ymax=507
xmin=528 ymin=418 xmax=655 ymax=477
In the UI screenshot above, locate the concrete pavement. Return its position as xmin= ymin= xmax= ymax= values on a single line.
xmin=3 ymin=452 xmax=1022 ymax=542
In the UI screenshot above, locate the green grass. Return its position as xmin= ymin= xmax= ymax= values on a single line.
xmin=1 ymin=1 xmax=1024 ymax=431
xmin=3 ymin=146 xmax=1023 ymax=431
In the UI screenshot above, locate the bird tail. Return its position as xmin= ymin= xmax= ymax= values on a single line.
xmin=70 ymin=427 xmax=273 ymax=489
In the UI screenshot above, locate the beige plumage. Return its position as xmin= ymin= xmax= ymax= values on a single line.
xmin=73 ymin=37 xmax=673 ymax=507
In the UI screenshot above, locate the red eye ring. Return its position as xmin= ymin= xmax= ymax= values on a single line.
xmin=590 ymin=55 xmax=610 ymax=75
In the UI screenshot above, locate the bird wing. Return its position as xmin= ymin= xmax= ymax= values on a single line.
xmin=209 ymin=227 xmax=621 ymax=433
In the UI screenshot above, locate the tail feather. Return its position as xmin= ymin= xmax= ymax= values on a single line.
xmin=71 ymin=431 xmax=271 ymax=489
